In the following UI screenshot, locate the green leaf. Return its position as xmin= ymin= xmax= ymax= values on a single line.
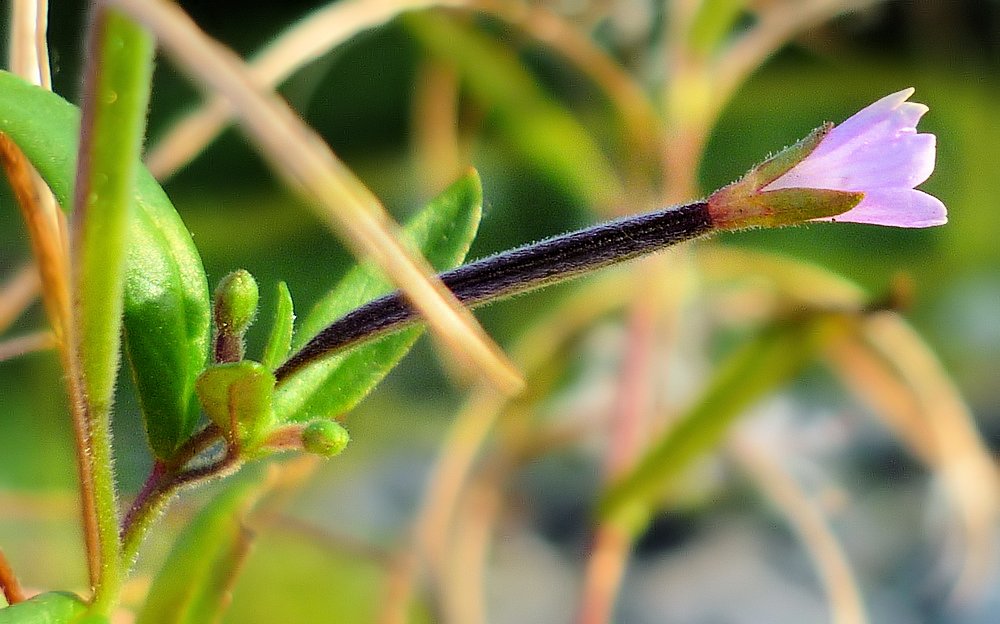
xmin=599 ymin=314 xmax=853 ymax=530
xmin=136 ymin=471 xmax=269 ymax=624
xmin=405 ymin=13 xmax=622 ymax=207
xmin=196 ymin=361 xmax=275 ymax=449
xmin=274 ymin=170 xmax=483 ymax=422
xmin=0 ymin=592 xmax=86 ymax=624
xmin=260 ymin=282 xmax=294 ymax=371
xmin=0 ymin=70 xmax=211 ymax=459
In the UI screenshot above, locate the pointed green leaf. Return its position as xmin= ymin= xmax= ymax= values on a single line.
xmin=599 ymin=314 xmax=853 ymax=530
xmin=196 ymin=361 xmax=275 ymax=449
xmin=0 ymin=592 xmax=86 ymax=624
xmin=0 ymin=70 xmax=211 ymax=459
xmin=405 ymin=14 xmax=622 ymax=206
xmin=260 ymin=282 xmax=294 ymax=371
xmin=275 ymin=170 xmax=483 ymax=422
xmin=136 ymin=471 xmax=269 ymax=624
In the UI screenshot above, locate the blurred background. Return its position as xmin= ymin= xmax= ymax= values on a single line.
xmin=1 ymin=0 xmax=1000 ymax=622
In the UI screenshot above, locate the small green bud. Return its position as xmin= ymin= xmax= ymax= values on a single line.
xmin=213 ymin=270 xmax=259 ymax=362
xmin=214 ymin=270 xmax=259 ymax=334
xmin=302 ymin=420 xmax=350 ymax=458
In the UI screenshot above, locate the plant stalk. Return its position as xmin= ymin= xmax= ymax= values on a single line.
xmin=276 ymin=200 xmax=713 ymax=380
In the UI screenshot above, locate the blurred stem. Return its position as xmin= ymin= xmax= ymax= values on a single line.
xmin=576 ymin=293 xmax=657 ymax=624
xmin=442 ymin=451 xmax=508 ymax=624
xmin=0 ymin=263 xmax=40 ymax=333
xmin=0 ymin=549 xmax=26 ymax=605
xmin=146 ymin=0 xmax=467 ymax=180
xmin=0 ymin=331 xmax=56 ymax=362
xmin=731 ymin=437 xmax=869 ymax=624
xmin=412 ymin=58 xmax=463 ymax=196
xmin=378 ymin=274 xmax=635 ymax=624
xmin=600 ymin=314 xmax=854 ymax=523
xmin=577 ymin=253 xmax=686 ymax=624
xmin=472 ymin=0 xmax=663 ymax=208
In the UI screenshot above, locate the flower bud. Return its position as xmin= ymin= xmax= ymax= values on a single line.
xmin=302 ymin=420 xmax=350 ymax=458
xmin=709 ymin=89 xmax=945 ymax=230
xmin=213 ymin=269 xmax=259 ymax=362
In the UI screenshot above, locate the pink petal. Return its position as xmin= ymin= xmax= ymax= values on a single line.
xmin=810 ymin=89 xmax=922 ymax=158
xmin=759 ymin=88 xmax=946 ymax=229
xmin=767 ymin=133 xmax=936 ymax=191
xmin=815 ymin=189 xmax=947 ymax=228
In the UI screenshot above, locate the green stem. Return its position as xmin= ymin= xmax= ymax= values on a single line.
xmin=72 ymin=5 xmax=155 ymax=613
xmin=121 ymin=450 xmax=242 ymax=570
xmin=120 ymin=424 xmax=229 ymax=568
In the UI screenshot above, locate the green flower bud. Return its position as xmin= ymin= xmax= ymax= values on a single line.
xmin=214 ymin=269 xmax=259 ymax=334
xmin=213 ymin=269 xmax=259 ymax=362
xmin=302 ymin=420 xmax=350 ymax=458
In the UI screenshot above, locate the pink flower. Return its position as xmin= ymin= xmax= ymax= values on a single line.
xmin=762 ymin=88 xmax=946 ymax=228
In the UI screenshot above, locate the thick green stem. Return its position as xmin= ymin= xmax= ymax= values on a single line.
xmin=72 ymin=4 xmax=155 ymax=613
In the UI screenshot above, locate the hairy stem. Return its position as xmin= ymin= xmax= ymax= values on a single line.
xmin=121 ymin=450 xmax=243 ymax=570
xmin=277 ymin=201 xmax=712 ymax=380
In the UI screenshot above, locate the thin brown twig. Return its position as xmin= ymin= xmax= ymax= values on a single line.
xmin=0 ymin=134 xmax=98 ymax=588
xmin=0 ymin=548 xmax=27 ymax=605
